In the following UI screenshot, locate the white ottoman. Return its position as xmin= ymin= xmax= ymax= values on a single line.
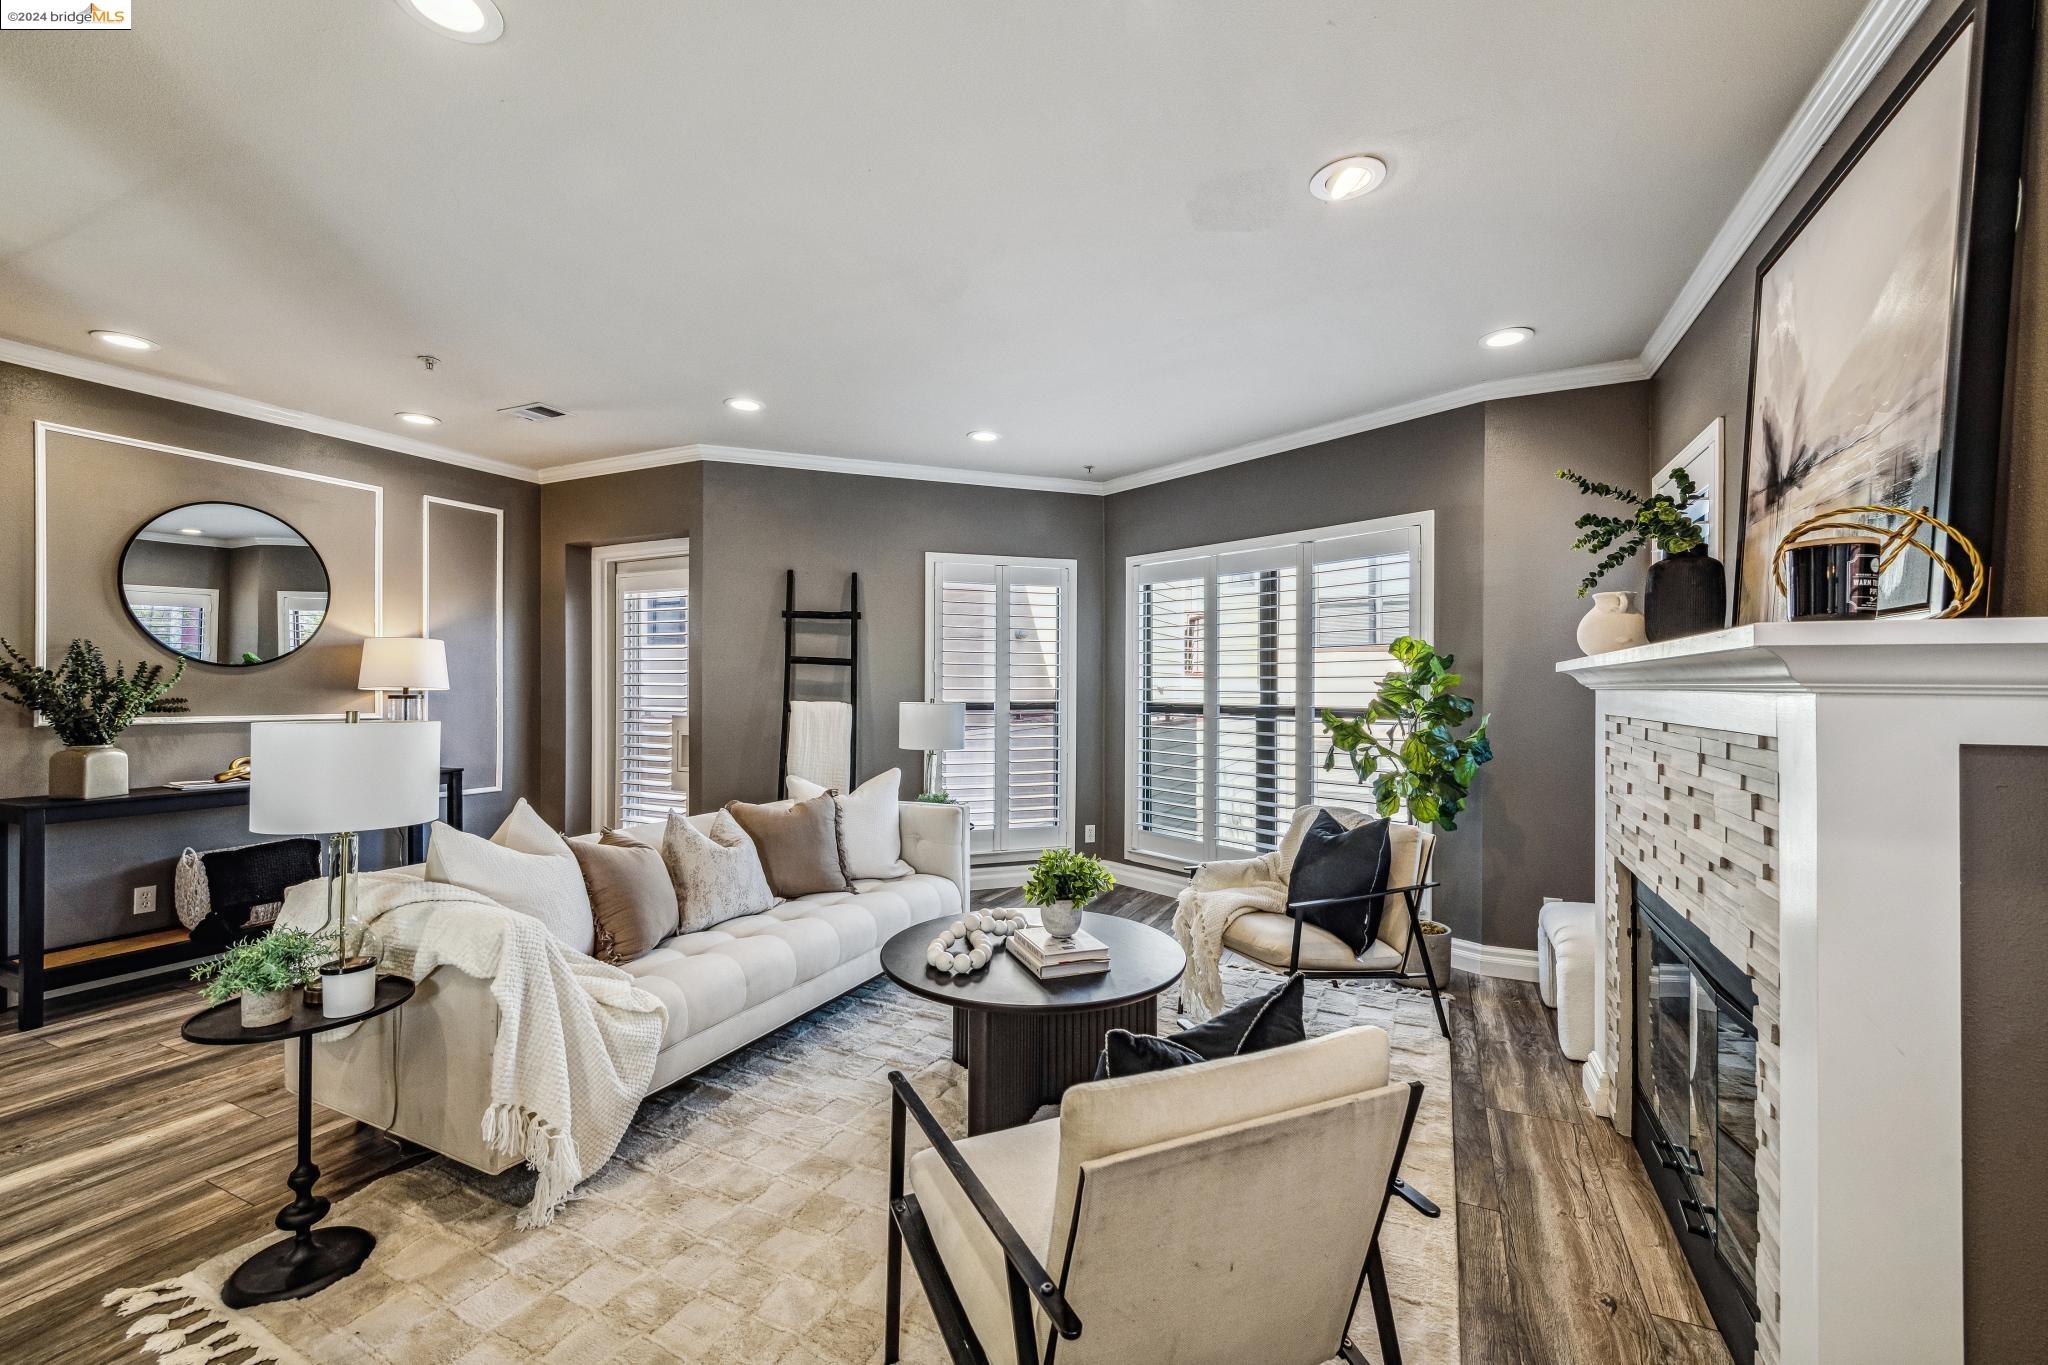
xmin=1538 ymin=900 xmax=1597 ymax=1062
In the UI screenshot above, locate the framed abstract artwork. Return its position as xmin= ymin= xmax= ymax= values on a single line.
xmin=1733 ymin=0 xmax=2032 ymax=623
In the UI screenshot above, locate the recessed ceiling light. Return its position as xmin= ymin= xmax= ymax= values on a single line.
xmin=90 ymin=330 xmax=157 ymax=351
xmin=396 ymin=412 xmax=441 ymax=426
xmin=394 ymin=0 xmax=504 ymax=43
xmin=725 ymin=397 xmax=764 ymax=413
xmin=1308 ymin=155 xmax=1389 ymax=202
xmin=178 ymin=528 xmax=204 ymax=536
xmin=967 ymin=430 xmax=1001 ymax=443
xmin=1481 ymin=326 xmax=1536 ymax=349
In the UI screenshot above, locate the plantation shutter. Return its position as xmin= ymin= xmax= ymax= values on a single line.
xmin=1307 ymin=527 xmax=1418 ymax=812
xmin=1213 ymin=546 xmax=1299 ymax=855
xmin=613 ymin=563 xmax=690 ymax=826
xmin=1133 ymin=560 xmax=1209 ymax=862
xmin=124 ymin=586 xmax=216 ymax=662
xmin=931 ymin=559 xmax=1072 ymax=855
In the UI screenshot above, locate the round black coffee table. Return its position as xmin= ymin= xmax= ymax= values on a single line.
xmin=880 ymin=913 xmax=1186 ymax=1134
xmin=181 ymin=975 xmax=414 ymax=1307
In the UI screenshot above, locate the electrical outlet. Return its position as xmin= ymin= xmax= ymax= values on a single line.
xmin=1083 ymin=824 xmax=1096 ymax=843
xmin=132 ymin=885 xmax=157 ymax=917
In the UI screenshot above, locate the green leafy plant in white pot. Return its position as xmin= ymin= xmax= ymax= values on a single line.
xmin=1020 ymin=847 xmax=1115 ymax=940
xmin=0 ymin=638 xmax=187 ymax=798
xmin=191 ymin=927 xmax=329 ymax=1028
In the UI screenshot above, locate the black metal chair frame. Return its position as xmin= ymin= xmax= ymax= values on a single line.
xmin=884 ymin=1071 xmax=1439 ymax=1365
xmin=1187 ymin=836 xmax=1451 ymax=1039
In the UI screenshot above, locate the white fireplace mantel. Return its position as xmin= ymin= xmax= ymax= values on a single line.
xmin=1559 ymin=619 xmax=2048 ymax=1365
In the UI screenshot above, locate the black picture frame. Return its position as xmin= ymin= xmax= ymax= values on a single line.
xmin=1733 ymin=0 xmax=2033 ymax=622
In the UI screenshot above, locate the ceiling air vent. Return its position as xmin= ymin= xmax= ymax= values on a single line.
xmin=499 ymin=401 xmax=567 ymax=422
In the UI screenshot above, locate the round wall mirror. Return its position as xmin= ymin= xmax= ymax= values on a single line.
xmin=119 ymin=503 xmax=331 ymax=666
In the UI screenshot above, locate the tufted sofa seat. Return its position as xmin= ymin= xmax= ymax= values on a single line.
xmin=295 ymin=802 xmax=968 ymax=1174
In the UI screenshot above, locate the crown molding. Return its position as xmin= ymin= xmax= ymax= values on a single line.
xmin=1639 ymin=0 xmax=1934 ymax=370
xmin=0 ymin=335 xmax=540 ymax=484
xmin=535 ymin=441 xmax=1104 ymax=494
xmin=1096 ymin=359 xmax=1653 ymax=494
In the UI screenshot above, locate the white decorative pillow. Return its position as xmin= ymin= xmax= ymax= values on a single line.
xmin=425 ymin=806 xmax=595 ymax=955
xmin=788 ymin=769 xmax=913 ymax=881
xmin=663 ymin=810 xmax=781 ymax=933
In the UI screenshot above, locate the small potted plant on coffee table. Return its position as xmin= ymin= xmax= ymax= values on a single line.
xmin=192 ymin=928 xmax=330 ymax=1028
xmin=1020 ymin=847 xmax=1114 ymax=940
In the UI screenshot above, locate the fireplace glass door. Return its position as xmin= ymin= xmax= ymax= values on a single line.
xmin=1635 ymin=896 xmax=1760 ymax=1322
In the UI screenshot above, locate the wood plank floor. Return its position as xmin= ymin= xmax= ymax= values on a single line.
xmin=0 ymin=887 xmax=1728 ymax=1363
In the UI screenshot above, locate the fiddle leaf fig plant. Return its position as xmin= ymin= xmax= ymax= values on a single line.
xmin=0 ymin=638 xmax=187 ymax=746
xmin=1558 ymin=465 xmax=1706 ymax=596
xmin=1320 ymin=636 xmax=1492 ymax=832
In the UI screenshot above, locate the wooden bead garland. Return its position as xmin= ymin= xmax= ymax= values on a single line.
xmin=967 ymin=906 xmax=1027 ymax=940
xmin=926 ymin=921 xmax=994 ymax=976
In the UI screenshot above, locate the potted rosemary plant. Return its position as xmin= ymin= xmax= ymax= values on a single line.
xmin=1020 ymin=847 xmax=1115 ymax=939
xmin=0 ymin=639 xmax=187 ymax=798
xmin=191 ymin=928 xmax=329 ymax=1028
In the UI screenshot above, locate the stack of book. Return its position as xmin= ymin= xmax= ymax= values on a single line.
xmin=1010 ymin=925 xmax=1110 ymax=979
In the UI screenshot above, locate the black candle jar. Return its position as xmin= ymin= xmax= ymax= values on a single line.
xmin=1784 ymin=537 xmax=1883 ymax=620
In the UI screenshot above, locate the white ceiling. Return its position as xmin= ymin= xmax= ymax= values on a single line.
xmin=0 ymin=0 xmax=1874 ymax=485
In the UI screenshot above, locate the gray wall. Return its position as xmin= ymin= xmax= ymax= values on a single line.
xmin=0 ymin=361 xmax=539 ymax=949
xmin=1102 ymin=406 xmax=1492 ymax=937
xmin=1652 ymin=0 xmax=2048 ymax=612
xmin=1958 ymin=745 xmax=2048 ymax=1363
xmin=1480 ymin=385 xmax=1652 ymax=948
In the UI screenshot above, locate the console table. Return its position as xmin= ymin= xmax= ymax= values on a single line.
xmin=0 ymin=767 xmax=462 ymax=1031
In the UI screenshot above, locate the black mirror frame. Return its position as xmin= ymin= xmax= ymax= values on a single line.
xmin=115 ymin=501 xmax=332 ymax=670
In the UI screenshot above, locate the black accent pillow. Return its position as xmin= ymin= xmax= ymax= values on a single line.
xmin=1095 ymin=973 xmax=1307 ymax=1079
xmin=1287 ymin=811 xmax=1393 ymax=955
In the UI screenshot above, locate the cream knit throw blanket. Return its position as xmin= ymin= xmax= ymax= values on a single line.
xmin=278 ymin=874 xmax=666 ymax=1228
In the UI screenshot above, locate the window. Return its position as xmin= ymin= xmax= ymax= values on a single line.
xmin=927 ymin=555 xmax=1076 ymax=855
xmin=277 ymin=592 xmax=326 ymax=652
xmin=1656 ymin=418 xmax=1722 ymax=565
xmin=592 ymin=542 xmax=690 ymax=828
xmin=1126 ymin=513 xmax=1432 ymax=864
xmin=123 ymin=585 xmax=218 ymax=661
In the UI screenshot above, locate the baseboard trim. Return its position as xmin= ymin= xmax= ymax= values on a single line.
xmin=969 ymin=859 xmax=1187 ymax=898
xmin=1582 ymin=1048 xmax=1615 ymax=1118
xmin=1451 ymin=940 xmax=1540 ymax=982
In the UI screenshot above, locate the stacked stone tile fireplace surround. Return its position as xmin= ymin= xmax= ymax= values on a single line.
xmin=1560 ymin=620 xmax=2048 ymax=1365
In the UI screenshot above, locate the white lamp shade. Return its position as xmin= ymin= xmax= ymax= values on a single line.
xmin=249 ymin=721 xmax=442 ymax=834
xmin=899 ymin=701 xmax=966 ymax=752
xmin=358 ymin=637 xmax=449 ymax=691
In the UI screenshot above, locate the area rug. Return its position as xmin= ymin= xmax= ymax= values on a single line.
xmin=106 ymin=965 xmax=1457 ymax=1364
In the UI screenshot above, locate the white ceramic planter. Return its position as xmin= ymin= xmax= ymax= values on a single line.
xmin=1575 ymin=591 xmax=1648 ymax=656
xmin=49 ymin=744 xmax=128 ymax=800
xmin=1041 ymin=898 xmax=1083 ymax=939
xmin=239 ymin=988 xmax=294 ymax=1028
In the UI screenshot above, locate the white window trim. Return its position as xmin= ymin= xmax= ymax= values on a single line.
xmin=1654 ymin=417 xmax=1724 ymax=570
xmin=590 ymin=538 xmax=691 ymax=831
xmin=1122 ymin=510 xmax=1435 ymax=871
xmin=924 ymin=551 xmax=1078 ymax=858
xmin=276 ymin=591 xmax=326 ymax=652
xmin=123 ymin=584 xmax=220 ymax=662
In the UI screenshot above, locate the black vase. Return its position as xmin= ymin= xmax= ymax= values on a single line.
xmin=1643 ymin=547 xmax=1726 ymax=642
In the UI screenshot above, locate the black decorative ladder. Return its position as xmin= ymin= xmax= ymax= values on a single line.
xmin=776 ymin=570 xmax=862 ymax=796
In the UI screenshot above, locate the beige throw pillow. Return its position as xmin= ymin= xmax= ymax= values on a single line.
xmin=787 ymin=768 xmax=913 ymax=881
xmin=570 ymin=830 xmax=679 ymax=964
xmin=724 ymin=792 xmax=849 ymax=898
xmin=663 ymin=810 xmax=780 ymax=933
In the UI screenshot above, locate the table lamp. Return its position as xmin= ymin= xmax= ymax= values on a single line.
xmin=898 ymin=700 xmax=967 ymax=798
xmin=357 ymin=637 xmax=449 ymax=722
xmin=250 ymin=716 xmax=441 ymax=1016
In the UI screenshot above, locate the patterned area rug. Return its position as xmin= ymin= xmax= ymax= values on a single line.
xmin=106 ymin=965 xmax=1457 ymax=1364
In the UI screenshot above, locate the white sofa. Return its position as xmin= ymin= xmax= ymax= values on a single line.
xmin=294 ymin=800 xmax=970 ymax=1173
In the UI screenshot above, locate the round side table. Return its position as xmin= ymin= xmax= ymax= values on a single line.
xmin=181 ymin=975 xmax=414 ymax=1307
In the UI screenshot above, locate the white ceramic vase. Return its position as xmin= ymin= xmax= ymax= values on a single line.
xmin=1575 ymin=591 xmax=1647 ymax=656
xmin=1041 ymin=898 xmax=1083 ymax=939
xmin=239 ymin=988 xmax=294 ymax=1028
xmin=49 ymin=744 xmax=128 ymax=800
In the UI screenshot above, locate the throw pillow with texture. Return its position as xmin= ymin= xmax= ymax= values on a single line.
xmin=663 ymin=810 xmax=780 ymax=933
xmin=425 ymin=818 xmax=595 ymax=955
xmin=786 ymin=768 xmax=913 ymax=881
xmin=570 ymin=829 xmax=679 ymax=964
xmin=1287 ymin=810 xmax=1394 ymax=954
xmin=1094 ymin=973 xmax=1306 ymax=1079
xmin=723 ymin=792 xmax=850 ymax=898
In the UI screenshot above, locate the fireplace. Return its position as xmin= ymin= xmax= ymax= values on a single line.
xmin=1632 ymin=882 xmax=1760 ymax=1361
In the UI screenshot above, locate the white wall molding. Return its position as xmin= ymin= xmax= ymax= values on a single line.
xmin=0 ymin=336 xmax=537 ymax=484
xmin=421 ymin=496 xmax=507 ymax=795
xmin=1451 ymin=939 xmax=1540 ymax=982
xmin=535 ymin=442 xmax=1104 ymax=494
xmin=1638 ymin=0 xmax=1936 ymax=370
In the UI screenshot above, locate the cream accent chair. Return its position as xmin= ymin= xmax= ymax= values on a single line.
xmin=1191 ymin=806 xmax=1448 ymax=1038
xmin=885 ymin=1026 xmax=1437 ymax=1365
